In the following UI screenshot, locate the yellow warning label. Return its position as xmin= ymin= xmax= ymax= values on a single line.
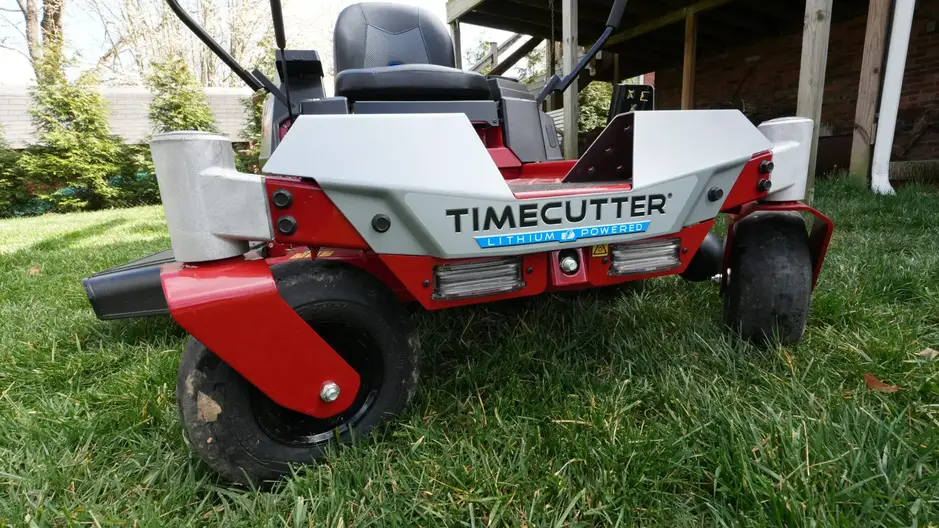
xmin=290 ymin=251 xmax=313 ymax=260
xmin=591 ymin=244 xmax=609 ymax=258
xmin=316 ymin=249 xmax=334 ymax=258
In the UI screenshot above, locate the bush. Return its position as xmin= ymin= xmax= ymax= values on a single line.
xmin=235 ymin=90 xmax=267 ymax=174
xmin=16 ymin=50 xmax=125 ymax=212
xmin=146 ymin=56 xmax=218 ymax=134
xmin=111 ymin=144 xmax=160 ymax=207
xmin=0 ymin=130 xmax=44 ymax=217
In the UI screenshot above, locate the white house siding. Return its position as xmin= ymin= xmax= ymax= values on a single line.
xmin=0 ymin=85 xmax=253 ymax=148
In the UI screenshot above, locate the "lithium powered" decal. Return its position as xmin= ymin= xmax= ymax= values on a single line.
xmin=475 ymin=221 xmax=650 ymax=248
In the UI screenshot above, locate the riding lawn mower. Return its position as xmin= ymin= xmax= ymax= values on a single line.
xmin=81 ymin=0 xmax=834 ymax=484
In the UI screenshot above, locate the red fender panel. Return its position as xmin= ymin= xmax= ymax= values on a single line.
xmin=162 ymin=258 xmax=360 ymax=418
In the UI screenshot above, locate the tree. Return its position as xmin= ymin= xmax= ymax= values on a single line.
xmin=1 ymin=0 xmax=66 ymax=79
xmin=17 ymin=49 xmax=125 ymax=211
xmin=88 ymin=0 xmax=273 ymax=86
xmin=579 ymin=81 xmax=613 ymax=132
xmin=516 ymin=41 xmax=548 ymax=85
xmin=145 ymin=55 xmax=218 ymax=133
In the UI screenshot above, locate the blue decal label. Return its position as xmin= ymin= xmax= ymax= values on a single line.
xmin=475 ymin=221 xmax=650 ymax=249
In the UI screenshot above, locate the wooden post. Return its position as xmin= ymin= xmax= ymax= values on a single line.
xmin=681 ymin=13 xmax=697 ymax=110
xmin=562 ymin=0 xmax=579 ymax=159
xmin=796 ymin=0 xmax=833 ymax=202
xmin=451 ymin=21 xmax=463 ymax=69
xmin=849 ymin=0 xmax=889 ymax=184
xmin=613 ymin=52 xmax=621 ymax=84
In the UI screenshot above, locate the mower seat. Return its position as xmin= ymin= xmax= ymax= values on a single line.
xmin=335 ymin=65 xmax=490 ymax=102
xmin=333 ymin=2 xmax=490 ymax=102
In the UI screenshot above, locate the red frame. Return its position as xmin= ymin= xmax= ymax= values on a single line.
xmin=161 ymin=258 xmax=360 ymax=417
xmin=162 ymin=132 xmax=833 ymax=420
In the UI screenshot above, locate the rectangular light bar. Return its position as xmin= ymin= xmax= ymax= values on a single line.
xmin=609 ymin=238 xmax=682 ymax=276
xmin=433 ymin=257 xmax=525 ymax=300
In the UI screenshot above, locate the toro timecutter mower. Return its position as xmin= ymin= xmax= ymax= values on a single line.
xmin=82 ymin=0 xmax=833 ymax=483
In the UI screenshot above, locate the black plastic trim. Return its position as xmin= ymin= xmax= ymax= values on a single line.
xmin=83 ymin=249 xmax=174 ymax=320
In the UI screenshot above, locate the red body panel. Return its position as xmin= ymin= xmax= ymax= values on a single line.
xmin=722 ymin=201 xmax=834 ymax=290
xmin=722 ymin=151 xmax=773 ymax=211
xmin=162 ymin=258 xmax=360 ymax=418
xmin=265 ymin=177 xmax=368 ymax=249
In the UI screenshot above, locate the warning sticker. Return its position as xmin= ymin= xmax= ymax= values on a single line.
xmin=290 ymin=251 xmax=312 ymax=260
xmin=591 ymin=244 xmax=609 ymax=258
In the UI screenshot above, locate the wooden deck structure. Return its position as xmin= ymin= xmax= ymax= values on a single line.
xmin=447 ymin=0 xmax=906 ymax=196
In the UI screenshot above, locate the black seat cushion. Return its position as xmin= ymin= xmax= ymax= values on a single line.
xmin=336 ymin=64 xmax=491 ymax=102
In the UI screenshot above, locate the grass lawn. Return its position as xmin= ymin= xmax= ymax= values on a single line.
xmin=1 ymin=178 xmax=938 ymax=526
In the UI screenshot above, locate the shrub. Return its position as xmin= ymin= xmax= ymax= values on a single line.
xmin=16 ymin=49 xmax=125 ymax=212
xmin=235 ymin=90 xmax=267 ymax=174
xmin=146 ymin=56 xmax=218 ymax=133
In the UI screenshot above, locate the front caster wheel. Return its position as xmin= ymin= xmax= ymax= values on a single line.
xmin=176 ymin=261 xmax=419 ymax=485
xmin=723 ymin=211 xmax=813 ymax=345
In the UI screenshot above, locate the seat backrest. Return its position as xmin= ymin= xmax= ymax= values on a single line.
xmin=334 ymin=2 xmax=455 ymax=73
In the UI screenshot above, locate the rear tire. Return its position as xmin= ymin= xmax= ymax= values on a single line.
xmin=723 ymin=212 xmax=812 ymax=345
xmin=176 ymin=260 xmax=419 ymax=485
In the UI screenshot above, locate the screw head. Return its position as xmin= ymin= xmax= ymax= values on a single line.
xmin=559 ymin=255 xmax=579 ymax=275
xmin=422 ymin=279 xmax=430 ymax=287
xmin=276 ymin=215 xmax=297 ymax=235
xmin=272 ymin=189 xmax=293 ymax=209
xmin=707 ymin=187 xmax=725 ymax=202
xmin=320 ymin=381 xmax=340 ymax=403
xmin=759 ymin=160 xmax=775 ymax=174
xmin=526 ymin=267 xmax=534 ymax=275
xmin=757 ymin=178 xmax=773 ymax=193
xmin=372 ymin=214 xmax=391 ymax=233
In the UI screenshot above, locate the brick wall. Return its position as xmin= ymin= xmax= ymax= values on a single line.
xmin=654 ymin=0 xmax=939 ymax=162
xmin=0 ymin=86 xmax=253 ymax=149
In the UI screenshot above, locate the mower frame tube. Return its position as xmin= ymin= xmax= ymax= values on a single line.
xmin=161 ymin=258 xmax=360 ymax=418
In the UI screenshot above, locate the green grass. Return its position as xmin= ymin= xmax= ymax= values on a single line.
xmin=1 ymin=178 xmax=938 ymax=526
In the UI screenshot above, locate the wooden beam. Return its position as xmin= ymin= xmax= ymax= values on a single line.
xmin=470 ymin=34 xmax=522 ymax=73
xmin=451 ymin=21 xmax=463 ymax=69
xmin=848 ymin=0 xmax=889 ymax=185
xmin=796 ymin=0 xmax=833 ymax=202
xmin=446 ymin=0 xmax=486 ymax=24
xmin=490 ymin=37 xmax=543 ymax=77
xmin=605 ymin=0 xmax=734 ymax=48
xmin=681 ymin=14 xmax=697 ymax=110
xmin=613 ymin=52 xmax=620 ymax=84
xmin=563 ymin=0 xmax=579 ymax=159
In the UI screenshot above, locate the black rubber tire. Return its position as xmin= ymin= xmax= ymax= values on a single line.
xmin=176 ymin=260 xmax=419 ymax=485
xmin=723 ymin=211 xmax=813 ymax=345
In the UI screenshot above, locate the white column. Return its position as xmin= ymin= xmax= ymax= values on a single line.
xmin=871 ymin=0 xmax=916 ymax=195
xmin=562 ymin=0 xmax=579 ymax=159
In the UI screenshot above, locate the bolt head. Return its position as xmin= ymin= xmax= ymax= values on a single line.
xmin=759 ymin=160 xmax=775 ymax=174
xmin=559 ymin=256 xmax=579 ymax=275
xmin=707 ymin=187 xmax=725 ymax=202
xmin=757 ymin=178 xmax=773 ymax=193
xmin=319 ymin=381 xmax=340 ymax=403
xmin=272 ymin=189 xmax=293 ymax=209
xmin=276 ymin=215 xmax=297 ymax=235
xmin=371 ymin=214 xmax=391 ymax=233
